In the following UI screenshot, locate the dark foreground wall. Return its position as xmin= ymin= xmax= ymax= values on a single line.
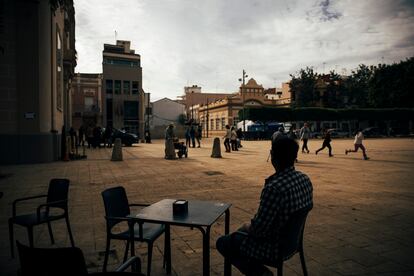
xmin=0 ymin=133 xmax=61 ymax=164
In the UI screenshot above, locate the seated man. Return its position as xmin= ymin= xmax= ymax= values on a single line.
xmin=216 ymin=137 xmax=313 ymax=275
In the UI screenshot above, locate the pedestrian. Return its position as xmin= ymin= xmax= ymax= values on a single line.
xmin=271 ymin=126 xmax=285 ymax=142
xmin=185 ymin=126 xmax=191 ymax=148
xmin=299 ymin=123 xmax=311 ymax=153
xmin=231 ymin=126 xmax=238 ymax=151
xmin=345 ymin=129 xmax=369 ymax=160
xmin=315 ymin=129 xmax=333 ymax=157
xmin=86 ymin=125 xmax=94 ymax=148
xmin=69 ymin=126 xmax=76 ymax=152
xmin=103 ymin=126 xmax=113 ymax=148
xmin=223 ymin=125 xmax=231 ymax=152
xmin=190 ymin=125 xmax=196 ymax=148
xmin=236 ymin=128 xmax=243 ymax=148
xmin=216 ymin=137 xmax=313 ymax=275
xmin=195 ymin=125 xmax=201 ymax=148
xmin=78 ymin=125 xmax=85 ymax=147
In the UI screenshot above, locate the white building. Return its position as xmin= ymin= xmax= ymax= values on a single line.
xmin=150 ymin=98 xmax=186 ymax=138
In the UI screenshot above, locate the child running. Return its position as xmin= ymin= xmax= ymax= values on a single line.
xmin=315 ymin=129 xmax=333 ymax=157
xmin=346 ymin=129 xmax=369 ymax=160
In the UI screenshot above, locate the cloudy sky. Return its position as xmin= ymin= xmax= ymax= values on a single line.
xmin=75 ymin=0 xmax=414 ymax=101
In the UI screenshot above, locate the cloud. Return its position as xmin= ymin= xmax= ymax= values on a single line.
xmin=74 ymin=0 xmax=414 ymax=100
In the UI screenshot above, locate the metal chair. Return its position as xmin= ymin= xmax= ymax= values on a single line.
xmin=101 ymin=186 xmax=170 ymax=276
xmin=17 ymin=241 xmax=144 ymax=276
xmin=9 ymin=178 xmax=75 ymax=257
xmin=270 ymin=206 xmax=312 ymax=276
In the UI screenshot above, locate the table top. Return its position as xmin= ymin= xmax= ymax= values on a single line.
xmin=131 ymin=199 xmax=231 ymax=227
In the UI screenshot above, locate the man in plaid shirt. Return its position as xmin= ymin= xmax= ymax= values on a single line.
xmin=216 ymin=137 xmax=313 ymax=275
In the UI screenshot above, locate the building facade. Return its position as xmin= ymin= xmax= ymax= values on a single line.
xmin=0 ymin=0 xmax=76 ymax=164
xmin=102 ymin=40 xmax=145 ymax=139
xmin=198 ymin=78 xmax=291 ymax=136
xmin=150 ymin=98 xmax=186 ymax=138
xmin=71 ymin=73 xmax=103 ymax=130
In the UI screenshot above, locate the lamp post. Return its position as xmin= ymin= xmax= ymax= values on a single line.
xmin=238 ymin=69 xmax=248 ymax=131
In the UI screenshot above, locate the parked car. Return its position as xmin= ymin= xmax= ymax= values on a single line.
xmin=112 ymin=129 xmax=139 ymax=146
xmin=327 ymin=128 xmax=350 ymax=138
xmin=362 ymin=127 xmax=386 ymax=138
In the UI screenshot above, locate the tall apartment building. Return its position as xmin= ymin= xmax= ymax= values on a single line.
xmin=0 ymin=0 xmax=76 ymax=164
xmin=102 ymin=40 xmax=144 ymax=139
xmin=72 ymin=73 xmax=103 ymax=130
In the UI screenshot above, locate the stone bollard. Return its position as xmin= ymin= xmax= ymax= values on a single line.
xmin=211 ymin=137 xmax=222 ymax=158
xmin=165 ymin=139 xmax=177 ymax=159
xmin=111 ymin=138 xmax=123 ymax=161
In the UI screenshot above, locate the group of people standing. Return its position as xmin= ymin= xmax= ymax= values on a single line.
xmin=185 ymin=124 xmax=202 ymax=148
xmin=69 ymin=125 xmax=114 ymax=150
xmin=223 ymin=125 xmax=243 ymax=152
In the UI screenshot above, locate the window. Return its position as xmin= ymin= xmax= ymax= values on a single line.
xmin=123 ymin=80 xmax=130 ymax=94
xmin=105 ymin=80 xmax=113 ymax=94
xmin=56 ymin=30 xmax=63 ymax=110
xmin=84 ymin=97 xmax=94 ymax=110
xmin=221 ymin=118 xmax=226 ymax=130
xmin=216 ymin=118 xmax=220 ymax=130
xmin=114 ymin=80 xmax=121 ymax=94
xmin=124 ymin=101 xmax=138 ymax=119
xmin=103 ymin=58 xmax=140 ymax=67
xmin=132 ymin=81 xmax=139 ymax=94
xmin=210 ymin=119 xmax=214 ymax=130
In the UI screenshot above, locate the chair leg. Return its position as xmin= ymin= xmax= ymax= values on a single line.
xmin=47 ymin=221 xmax=55 ymax=244
xmin=123 ymin=240 xmax=130 ymax=263
xmin=27 ymin=227 xmax=34 ymax=248
xmin=299 ymin=248 xmax=308 ymax=276
xmin=65 ymin=215 xmax=75 ymax=247
xmin=103 ymin=237 xmax=111 ymax=272
xmin=8 ymin=219 xmax=14 ymax=258
xmin=277 ymin=263 xmax=283 ymax=276
xmin=147 ymin=242 xmax=153 ymax=276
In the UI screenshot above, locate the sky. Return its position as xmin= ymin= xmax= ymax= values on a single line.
xmin=75 ymin=0 xmax=414 ymax=101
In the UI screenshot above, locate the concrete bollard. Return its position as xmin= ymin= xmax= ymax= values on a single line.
xmin=165 ymin=139 xmax=177 ymax=160
xmin=111 ymin=138 xmax=123 ymax=161
xmin=211 ymin=137 xmax=222 ymax=158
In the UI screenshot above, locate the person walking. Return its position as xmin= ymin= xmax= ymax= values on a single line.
xmin=223 ymin=125 xmax=231 ymax=152
xmin=190 ymin=125 xmax=196 ymax=148
xmin=230 ymin=126 xmax=238 ymax=151
xmin=346 ymin=129 xmax=369 ymax=160
xmin=236 ymin=128 xmax=243 ymax=148
xmin=315 ymin=129 xmax=333 ymax=157
xmin=78 ymin=125 xmax=85 ymax=147
xmin=185 ymin=126 xmax=191 ymax=148
xmin=299 ymin=123 xmax=311 ymax=153
xmin=195 ymin=125 xmax=201 ymax=148
xmin=86 ymin=125 xmax=94 ymax=148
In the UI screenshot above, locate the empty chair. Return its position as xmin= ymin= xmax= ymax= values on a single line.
xmin=17 ymin=241 xmax=144 ymax=276
xmin=9 ymin=178 xmax=75 ymax=257
xmin=101 ymin=186 xmax=170 ymax=276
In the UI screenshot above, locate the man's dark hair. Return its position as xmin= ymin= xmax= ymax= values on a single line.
xmin=271 ymin=137 xmax=299 ymax=168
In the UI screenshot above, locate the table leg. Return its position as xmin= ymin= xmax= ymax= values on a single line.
xmin=165 ymin=224 xmax=171 ymax=274
xmin=202 ymin=226 xmax=211 ymax=276
xmin=224 ymin=209 xmax=231 ymax=276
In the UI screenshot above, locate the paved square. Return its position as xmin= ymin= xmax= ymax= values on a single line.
xmin=1 ymin=138 xmax=413 ymax=275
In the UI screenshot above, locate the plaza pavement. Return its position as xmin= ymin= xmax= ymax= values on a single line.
xmin=0 ymin=138 xmax=414 ymax=276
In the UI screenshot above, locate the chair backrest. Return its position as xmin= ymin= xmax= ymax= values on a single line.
xmin=17 ymin=241 xmax=88 ymax=276
xmin=279 ymin=205 xmax=312 ymax=260
xmin=47 ymin=178 xmax=70 ymax=209
xmin=101 ymin=186 xmax=131 ymax=229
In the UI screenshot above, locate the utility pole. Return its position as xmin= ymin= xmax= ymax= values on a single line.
xmin=206 ymin=98 xmax=209 ymax=138
xmin=239 ymin=69 xmax=248 ymax=131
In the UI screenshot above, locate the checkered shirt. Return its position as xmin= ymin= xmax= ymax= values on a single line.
xmin=240 ymin=166 xmax=313 ymax=263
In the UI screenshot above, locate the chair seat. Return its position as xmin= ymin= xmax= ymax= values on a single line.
xmin=111 ymin=223 xmax=165 ymax=242
xmin=11 ymin=211 xmax=65 ymax=226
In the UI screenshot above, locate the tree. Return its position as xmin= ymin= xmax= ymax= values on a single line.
xmin=289 ymin=67 xmax=319 ymax=107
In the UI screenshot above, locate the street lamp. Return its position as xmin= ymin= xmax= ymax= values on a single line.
xmin=238 ymin=69 xmax=248 ymax=131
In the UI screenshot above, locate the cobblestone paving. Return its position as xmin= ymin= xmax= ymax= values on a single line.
xmin=0 ymin=138 xmax=414 ymax=275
